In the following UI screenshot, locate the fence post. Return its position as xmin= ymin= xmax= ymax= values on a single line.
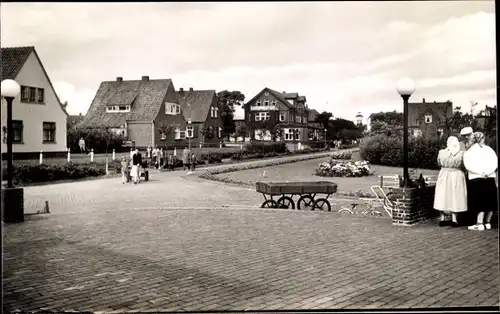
xmin=173 ymin=147 xmax=177 ymax=156
xmin=67 ymin=148 xmax=71 ymax=162
xmin=240 ymin=144 xmax=243 ymax=150
xmin=199 ymin=143 xmax=202 ymax=148
xmin=39 ymin=150 xmax=43 ymax=165
xmin=220 ymin=142 xmax=222 ymax=149
xmin=105 ymin=156 xmax=109 ymax=175
xmin=90 ymin=149 xmax=94 ymax=163
xmin=112 ymin=149 xmax=116 ymax=161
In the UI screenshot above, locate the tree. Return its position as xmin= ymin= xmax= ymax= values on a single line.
xmin=234 ymin=124 xmax=248 ymax=140
xmin=157 ymin=121 xmax=175 ymax=147
xmin=314 ymin=111 xmax=333 ymax=130
xmin=217 ymin=90 xmax=245 ymax=140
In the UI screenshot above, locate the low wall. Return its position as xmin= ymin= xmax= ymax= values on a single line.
xmin=388 ymin=185 xmax=438 ymax=225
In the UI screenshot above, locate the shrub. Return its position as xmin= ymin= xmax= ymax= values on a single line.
xmin=6 ymin=163 xmax=106 ymax=185
xmin=330 ymin=151 xmax=352 ymax=160
xmin=316 ymin=160 xmax=371 ymax=177
xmin=244 ymin=142 xmax=288 ymax=154
xmin=68 ymin=128 xmax=128 ymax=154
xmin=359 ymin=134 xmax=444 ymax=170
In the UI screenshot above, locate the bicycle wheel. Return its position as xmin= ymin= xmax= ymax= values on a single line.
xmin=261 ymin=200 xmax=278 ymax=208
xmin=297 ymin=195 xmax=315 ymax=210
xmin=314 ymin=198 xmax=332 ymax=211
xmin=276 ymin=196 xmax=295 ymax=209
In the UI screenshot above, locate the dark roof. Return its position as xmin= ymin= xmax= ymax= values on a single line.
xmin=283 ymin=92 xmax=298 ymax=99
xmin=81 ymin=79 xmax=172 ymax=128
xmin=297 ymin=96 xmax=306 ymax=102
xmin=177 ymin=89 xmax=216 ymax=123
xmin=1 ymin=46 xmax=68 ymax=116
xmin=408 ymin=100 xmax=453 ymax=126
xmin=1 ymin=46 xmax=33 ymax=80
xmin=68 ymin=114 xmax=85 ymax=126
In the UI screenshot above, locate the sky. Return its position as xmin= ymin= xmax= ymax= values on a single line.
xmin=1 ymin=2 xmax=496 ymax=123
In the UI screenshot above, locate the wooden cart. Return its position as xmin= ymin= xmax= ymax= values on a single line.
xmin=256 ymin=181 xmax=338 ymax=211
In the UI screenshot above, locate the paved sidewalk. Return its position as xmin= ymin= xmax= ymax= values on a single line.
xmin=3 ymin=155 xmax=499 ymax=311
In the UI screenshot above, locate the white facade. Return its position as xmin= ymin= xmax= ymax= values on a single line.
xmin=1 ymin=50 xmax=67 ymax=153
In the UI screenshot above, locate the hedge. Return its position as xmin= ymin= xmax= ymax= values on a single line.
xmin=359 ymin=134 xmax=445 ymax=170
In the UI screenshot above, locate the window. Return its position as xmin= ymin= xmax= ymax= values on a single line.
xmin=413 ymin=129 xmax=422 ymax=137
xmin=215 ymin=107 xmax=218 ymax=118
xmin=36 ymin=88 xmax=44 ymax=102
xmin=106 ymin=105 xmax=130 ymax=113
xmin=263 ymin=100 xmax=269 ymax=106
xmin=42 ymin=122 xmax=56 ymax=143
xmin=218 ymin=127 xmax=222 ymax=138
xmin=256 ymin=100 xmax=262 ymax=106
xmin=255 ymin=112 xmax=270 ymax=121
xmin=186 ymin=126 xmax=194 ymax=138
xmin=29 ymin=87 xmax=36 ymax=102
xmin=174 ymin=127 xmax=186 ymax=140
xmin=279 ymin=112 xmax=285 ymax=121
xmin=294 ymin=128 xmax=300 ymax=140
xmin=271 ymin=100 xmax=277 ymax=106
xmin=165 ymin=102 xmax=180 ymax=115
xmin=210 ymin=106 xmax=219 ymax=118
xmin=264 ymin=92 xmax=269 ymax=96
xmin=297 ymin=116 xmax=302 ymax=123
xmin=284 ymin=128 xmax=294 ymax=141
xmin=424 ymin=114 xmax=432 ymax=124
xmin=12 ymin=120 xmax=23 ymax=143
xmin=21 ymin=86 xmax=30 ymax=101
xmin=20 ymin=86 xmax=44 ymax=103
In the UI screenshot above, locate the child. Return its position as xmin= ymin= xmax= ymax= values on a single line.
xmin=168 ymin=154 xmax=175 ymax=171
xmin=120 ymin=157 xmax=129 ymax=184
xmin=190 ymin=153 xmax=196 ymax=171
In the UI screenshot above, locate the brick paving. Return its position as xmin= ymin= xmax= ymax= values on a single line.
xmin=3 ymin=166 xmax=500 ymax=311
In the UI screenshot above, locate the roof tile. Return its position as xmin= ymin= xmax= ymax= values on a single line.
xmin=177 ymin=89 xmax=216 ymax=123
xmin=1 ymin=46 xmax=34 ymax=80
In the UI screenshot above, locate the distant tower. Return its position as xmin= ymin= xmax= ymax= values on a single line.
xmin=355 ymin=112 xmax=363 ymax=126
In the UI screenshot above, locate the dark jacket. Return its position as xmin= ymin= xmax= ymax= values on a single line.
xmin=132 ymin=153 xmax=142 ymax=166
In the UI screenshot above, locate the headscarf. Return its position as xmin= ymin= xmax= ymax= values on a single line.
xmin=445 ymin=136 xmax=460 ymax=155
xmin=468 ymin=131 xmax=485 ymax=148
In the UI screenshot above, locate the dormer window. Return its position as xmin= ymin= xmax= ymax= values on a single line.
xmin=424 ymin=114 xmax=432 ymax=124
xmin=165 ymin=102 xmax=180 ymax=115
xmin=106 ymin=105 xmax=131 ymax=113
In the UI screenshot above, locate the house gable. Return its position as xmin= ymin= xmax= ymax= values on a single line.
xmin=81 ymin=77 xmax=172 ymax=128
xmin=178 ymin=89 xmax=217 ymax=123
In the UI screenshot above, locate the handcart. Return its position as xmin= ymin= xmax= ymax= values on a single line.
xmin=256 ymin=181 xmax=338 ymax=211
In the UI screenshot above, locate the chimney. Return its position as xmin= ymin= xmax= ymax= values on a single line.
xmin=116 ymin=77 xmax=123 ymax=82
xmin=141 ymin=76 xmax=149 ymax=81
xmin=179 ymin=88 xmax=184 ymax=93
xmin=422 ymin=98 xmax=425 ymax=103
xmin=189 ymin=87 xmax=194 ymax=92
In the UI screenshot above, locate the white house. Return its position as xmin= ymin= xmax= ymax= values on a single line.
xmin=1 ymin=46 xmax=68 ymax=157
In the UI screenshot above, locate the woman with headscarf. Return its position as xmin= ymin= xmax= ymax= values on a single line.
xmin=433 ymin=136 xmax=468 ymax=227
xmin=464 ymin=132 xmax=498 ymax=231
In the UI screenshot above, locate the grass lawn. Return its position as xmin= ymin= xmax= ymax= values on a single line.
xmin=213 ymin=154 xmax=440 ymax=195
xmin=4 ymin=147 xmax=242 ymax=167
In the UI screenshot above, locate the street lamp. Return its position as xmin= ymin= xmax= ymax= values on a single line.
xmin=396 ymin=77 xmax=416 ymax=188
xmin=324 ymin=128 xmax=327 ymax=148
xmin=187 ymin=118 xmax=192 ymax=151
xmin=1 ymin=79 xmax=24 ymax=223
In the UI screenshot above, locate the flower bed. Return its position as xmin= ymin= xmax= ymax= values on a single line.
xmin=316 ymin=160 xmax=371 ymax=177
xmin=329 ymin=151 xmax=352 ymax=160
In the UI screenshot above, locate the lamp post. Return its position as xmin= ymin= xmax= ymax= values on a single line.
xmin=396 ymin=77 xmax=416 ymax=188
xmin=1 ymin=79 xmax=24 ymax=223
xmin=188 ymin=118 xmax=192 ymax=151
xmin=324 ymin=128 xmax=327 ymax=148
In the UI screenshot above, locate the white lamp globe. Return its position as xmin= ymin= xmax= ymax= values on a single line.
xmin=1 ymin=79 xmax=21 ymax=98
xmin=188 ymin=118 xmax=192 ymax=124
xmin=396 ymin=77 xmax=416 ymax=96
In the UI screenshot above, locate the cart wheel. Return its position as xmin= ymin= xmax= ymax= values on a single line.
xmin=314 ymin=198 xmax=332 ymax=211
xmin=297 ymin=195 xmax=315 ymax=211
xmin=276 ymin=196 xmax=295 ymax=209
xmin=261 ymin=200 xmax=278 ymax=208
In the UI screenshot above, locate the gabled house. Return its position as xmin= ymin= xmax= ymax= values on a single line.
xmin=408 ymin=98 xmax=453 ymax=138
xmin=67 ymin=113 xmax=84 ymax=130
xmin=176 ymin=87 xmax=224 ymax=147
xmin=81 ymin=76 xmax=183 ymax=149
xmin=243 ymin=87 xmax=321 ymax=144
xmin=1 ymin=46 xmax=68 ymax=158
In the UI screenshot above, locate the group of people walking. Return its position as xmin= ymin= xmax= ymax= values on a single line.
xmin=120 ymin=146 xmax=197 ymax=184
xmin=434 ymin=127 xmax=498 ymax=231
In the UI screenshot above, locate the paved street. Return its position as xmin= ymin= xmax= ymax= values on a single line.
xmin=3 ymin=168 xmax=499 ymax=312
